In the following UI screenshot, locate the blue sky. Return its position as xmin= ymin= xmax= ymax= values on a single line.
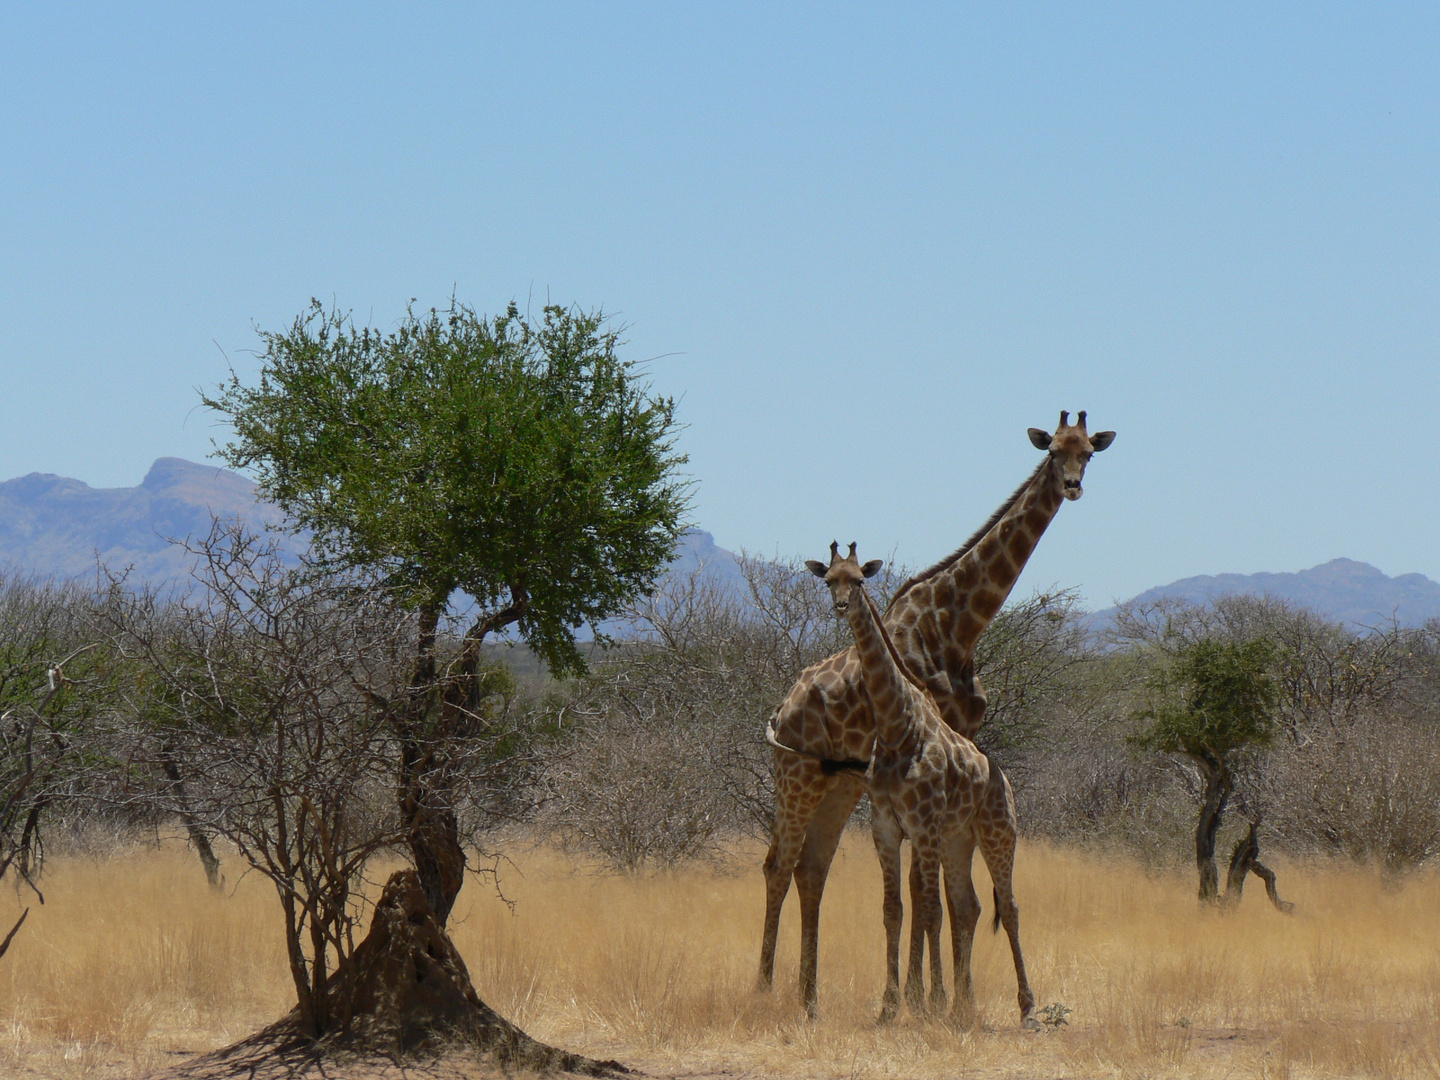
xmin=3 ymin=4 xmax=1437 ymax=607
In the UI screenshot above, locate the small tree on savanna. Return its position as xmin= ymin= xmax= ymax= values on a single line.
xmin=202 ymin=297 xmax=687 ymax=1065
xmin=1130 ymin=637 xmax=1291 ymax=907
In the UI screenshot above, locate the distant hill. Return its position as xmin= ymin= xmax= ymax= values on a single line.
xmin=652 ymin=525 xmax=745 ymax=590
xmin=0 ymin=459 xmax=743 ymax=612
xmin=1103 ymin=558 xmax=1440 ymax=630
xmin=0 ymin=457 xmax=290 ymax=586
xmin=12 ymin=459 xmax=1433 ymax=634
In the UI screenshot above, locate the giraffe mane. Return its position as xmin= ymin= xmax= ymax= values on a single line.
xmin=864 ymin=589 xmax=932 ymax=697
xmin=886 ymin=457 xmax=1049 ymax=611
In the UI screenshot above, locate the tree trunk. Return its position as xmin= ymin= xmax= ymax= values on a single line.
xmin=160 ymin=871 xmax=629 ymax=1077
xmin=1223 ymin=821 xmax=1295 ymax=913
xmin=0 ymin=909 xmax=28 ymax=960
xmin=399 ymin=595 xmax=525 ymax=929
xmin=160 ymin=756 xmax=224 ymax=890
xmin=398 ymin=601 xmax=467 ymax=926
xmin=1194 ymin=753 xmax=1232 ymax=904
xmin=398 ymin=760 xmax=467 ymax=927
xmin=187 ymin=826 xmax=224 ymax=891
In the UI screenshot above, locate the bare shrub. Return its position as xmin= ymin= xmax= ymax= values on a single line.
xmin=545 ymin=552 xmax=900 ymax=869
xmin=0 ymin=573 xmax=103 ymax=956
xmin=973 ymin=588 xmax=1099 ymax=768
xmin=1102 ymin=594 xmax=1440 ymax=873
xmin=93 ymin=523 xmax=413 ymax=1034
xmin=1262 ymin=709 xmax=1440 ymax=877
xmin=1014 ymin=707 xmax=1198 ymax=867
xmin=544 ymin=721 xmax=734 ymax=871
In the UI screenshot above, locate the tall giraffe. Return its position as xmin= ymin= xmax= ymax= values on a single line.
xmin=806 ymin=543 xmax=1035 ymax=1026
xmin=759 ymin=411 xmax=1113 ymax=1015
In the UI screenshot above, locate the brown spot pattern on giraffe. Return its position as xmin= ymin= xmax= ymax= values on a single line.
xmin=814 ymin=547 xmax=1032 ymax=1025
xmin=755 ymin=415 xmax=1114 ymax=1018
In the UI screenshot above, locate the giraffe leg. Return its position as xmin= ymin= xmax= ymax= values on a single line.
xmin=926 ymin=849 xmax=947 ymax=1012
xmin=904 ymin=848 xmax=927 ymax=1010
xmin=904 ymin=849 xmax=947 ymax=1011
xmin=759 ymin=762 xmax=827 ymax=994
xmin=904 ymin=846 xmax=927 ymax=1011
xmin=871 ymin=805 xmax=905 ymax=1023
xmin=976 ymin=773 xmax=1038 ymax=1029
xmin=793 ymin=774 xmax=864 ymax=1019
xmin=905 ymin=836 xmax=944 ymax=1014
xmin=940 ymin=828 xmax=981 ymax=1028
xmin=759 ymin=834 xmax=800 ymax=989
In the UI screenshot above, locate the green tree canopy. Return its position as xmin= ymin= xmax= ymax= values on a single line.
xmin=1131 ymin=637 xmax=1279 ymax=761
xmin=206 ymin=298 xmax=690 ymax=675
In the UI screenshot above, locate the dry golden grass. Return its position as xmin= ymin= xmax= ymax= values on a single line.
xmin=3 ymin=834 xmax=1440 ymax=1079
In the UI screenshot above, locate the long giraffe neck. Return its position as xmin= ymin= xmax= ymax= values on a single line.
xmin=846 ymin=588 xmax=918 ymax=749
xmin=890 ymin=455 xmax=1065 ymax=654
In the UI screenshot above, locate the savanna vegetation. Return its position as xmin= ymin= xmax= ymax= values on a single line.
xmin=7 ymin=836 xmax=1440 ymax=1080
xmin=5 ymin=551 xmax=1440 ymax=1078
xmin=5 ymin=302 xmax=1440 ymax=1079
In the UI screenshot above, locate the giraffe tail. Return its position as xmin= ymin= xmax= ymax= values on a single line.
xmin=991 ymin=886 xmax=1001 ymax=934
xmin=765 ymin=720 xmax=868 ymax=775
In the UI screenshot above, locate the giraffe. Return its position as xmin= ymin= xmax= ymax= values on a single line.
xmin=806 ymin=542 xmax=1035 ymax=1026
xmin=759 ymin=411 xmax=1113 ymax=1015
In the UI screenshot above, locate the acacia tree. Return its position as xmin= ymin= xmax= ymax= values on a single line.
xmin=202 ymin=298 xmax=686 ymax=1060
xmin=1113 ymin=595 xmax=1427 ymax=881
xmin=1130 ymin=637 xmax=1280 ymax=903
xmin=972 ymin=587 xmax=1095 ymax=761
xmin=208 ymin=299 xmax=687 ymax=920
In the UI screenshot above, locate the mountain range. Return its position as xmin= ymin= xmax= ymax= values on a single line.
xmin=0 ymin=458 xmax=289 ymax=587
xmin=1095 ymin=558 xmax=1440 ymax=630
xmin=3 ymin=458 xmax=1439 ymax=629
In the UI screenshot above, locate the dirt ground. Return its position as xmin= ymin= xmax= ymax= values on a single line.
xmin=3 ymin=1021 xmax=1399 ymax=1080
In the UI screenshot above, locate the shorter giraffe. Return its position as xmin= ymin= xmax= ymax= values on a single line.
xmin=807 ymin=542 xmax=1036 ymax=1027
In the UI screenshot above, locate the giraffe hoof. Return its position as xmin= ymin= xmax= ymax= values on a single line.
xmin=1022 ymin=1015 xmax=1043 ymax=1032
xmin=949 ymin=997 xmax=978 ymax=1030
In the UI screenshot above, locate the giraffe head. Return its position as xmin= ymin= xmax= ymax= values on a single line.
xmin=806 ymin=541 xmax=884 ymax=615
xmin=1026 ymin=410 xmax=1116 ymax=501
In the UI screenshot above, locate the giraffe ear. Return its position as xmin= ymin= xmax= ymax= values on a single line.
xmin=1028 ymin=428 xmax=1052 ymax=450
xmin=805 ymin=560 xmax=828 ymax=578
xmin=1089 ymin=430 xmax=1116 ymax=451
xmin=861 ymin=559 xmax=884 ymax=578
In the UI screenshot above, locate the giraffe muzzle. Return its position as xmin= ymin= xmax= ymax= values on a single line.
xmin=1062 ymin=479 xmax=1083 ymax=500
